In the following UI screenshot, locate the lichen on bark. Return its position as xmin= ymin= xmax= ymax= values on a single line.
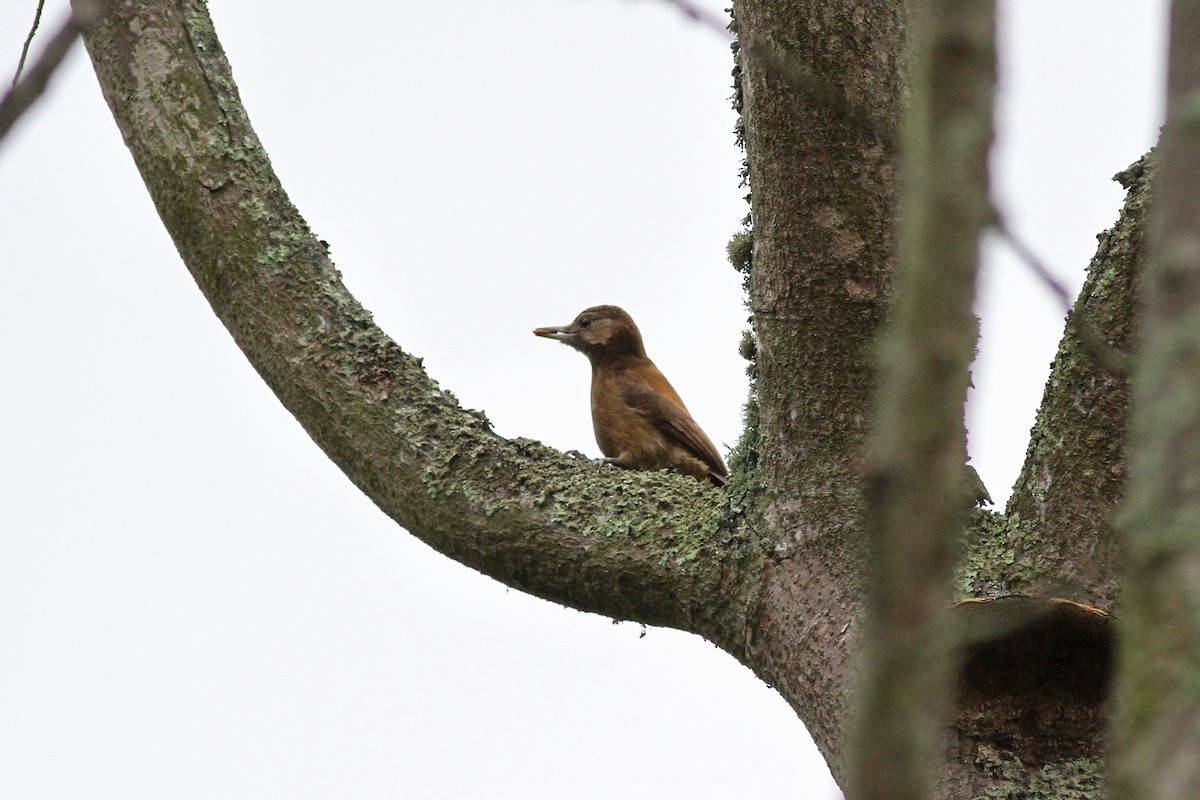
xmin=971 ymin=155 xmax=1150 ymax=609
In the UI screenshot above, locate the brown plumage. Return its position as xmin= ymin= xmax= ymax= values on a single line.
xmin=533 ymin=305 xmax=728 ymax=487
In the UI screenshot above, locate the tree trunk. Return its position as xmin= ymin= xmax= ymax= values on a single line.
xmin=730 ymin=0 xmax=904 ymax=777
xmin=76 ymin=0 xmax=1149 ymax=797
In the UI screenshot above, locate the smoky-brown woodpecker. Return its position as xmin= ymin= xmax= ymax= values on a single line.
xmin=533 ymin=305 xmax=728 ymax=487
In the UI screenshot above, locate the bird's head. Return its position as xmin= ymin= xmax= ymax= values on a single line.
xmin=533 ymin=305 xmax=647 ymax=362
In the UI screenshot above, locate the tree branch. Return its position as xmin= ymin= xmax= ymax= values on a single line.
xmin=0 ymin=0 xmax=104 ymax=145
xmin=1112 ymin=0 xmax=1200 ymax=795
xmin=995 ymin=218 xmax=1130 ymax=375
xmin=76 ymin=0 xmax=760 ymax=652
xmin=849 ymin=1 xmax=995 ymax=798
xmin=11 ymin=0 xmax=46 ymax=86
xmin=990 ymin=156 xmax=1145 ymax=609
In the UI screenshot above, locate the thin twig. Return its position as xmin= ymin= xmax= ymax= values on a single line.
xmin=656 ymin=0 xmax=734 ymax=39
xmin=994 ymin=218 xmax=1129 ymax=375
xmin=994 ymin=219 xmax=1077 ymax=307
xmin=0 ymin=1 xmax=105 ymax=145
xmin=12 ymin=0 xmax=46 ymax=87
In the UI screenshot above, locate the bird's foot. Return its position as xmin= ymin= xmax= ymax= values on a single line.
xmin=598 ymin=457 xmax=630 ymax=470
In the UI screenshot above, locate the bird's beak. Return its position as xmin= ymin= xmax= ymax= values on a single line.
xmin=533 ymin=325 xmax=577 ymax=344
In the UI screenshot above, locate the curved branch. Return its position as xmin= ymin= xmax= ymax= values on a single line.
xmin=77 ymin=0 xmax=761 ymax=650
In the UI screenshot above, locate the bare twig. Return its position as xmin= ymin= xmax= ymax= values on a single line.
xmin=12 ymin=0 xmax=46 ymax=87
xmin=0 ymin=1 xmax=105 ymax=146
xmin=656 ymin=0 xmax=734 ymax=36
xmin=994 ymin=218 xmax=1129 ymax=375
xmin=993 ymin=219 xmax=1075 ymax=308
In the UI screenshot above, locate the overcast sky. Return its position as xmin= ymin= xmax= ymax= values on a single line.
xmin=0 ymin=2 xmax=1168 ymax=798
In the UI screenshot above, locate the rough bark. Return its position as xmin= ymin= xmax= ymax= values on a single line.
xmin=731 ymin=0 xmax=903 ymax=776
xmin=976 ymin=178 xmax=1142 ymax=610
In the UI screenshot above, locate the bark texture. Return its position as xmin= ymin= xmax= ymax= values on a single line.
xmin=731 ymin=0 xmax=903 ymax=775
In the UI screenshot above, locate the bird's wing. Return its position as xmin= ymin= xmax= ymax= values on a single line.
xmin=614 ymin=376 xmax=728 ymax=481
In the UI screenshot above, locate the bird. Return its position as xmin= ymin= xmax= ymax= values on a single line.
xmin=533 ymin=305 xmax=729 ymax=487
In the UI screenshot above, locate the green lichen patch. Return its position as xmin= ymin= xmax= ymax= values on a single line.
xmin=955 ymin=510 xmax=1048 ymax=600
xmin=973 ymin=747 xmax=1103 ymax=800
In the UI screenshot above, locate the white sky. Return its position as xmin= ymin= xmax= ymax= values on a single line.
xmin=0 ymin=2 xmax=1167 ymax=798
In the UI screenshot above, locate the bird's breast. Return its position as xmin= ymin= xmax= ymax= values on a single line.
xmin=590 ymin=372 xmax=667 ymax=466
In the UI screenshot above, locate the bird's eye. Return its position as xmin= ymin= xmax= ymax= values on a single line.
xmin=579 ymin=317 xmax=591 ymax=328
